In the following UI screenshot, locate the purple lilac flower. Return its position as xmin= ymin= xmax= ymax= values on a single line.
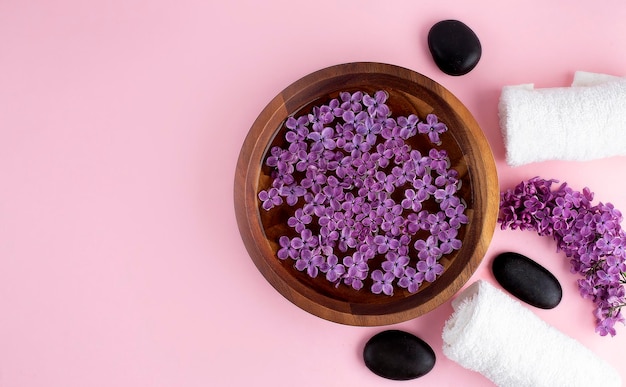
xmin=375 ymin=170 xmax=396 ymax=193
xmin=596 ymin=315 xmax=620 ymax=337
xmin=434 ymin=184 xmax=461 ymax=211
xmin=371 ymin=269 xmax=395 ymax=296
xmin=343 ymin=254 xmax=369 ymax=290
xmin=295 ymin=148 xmax=319 ymax=173
xmin=435 ymin=168 xmax=459 ymax=187
xmin=270 ymin=169 xmax=295 ymax=189
xmin=401 ymin=189 xmax=424 ymax=212
xmin=438 ymin=228 xmax=462 ymax=254
xmin=398 ymin=114 xmax=419 ymax=139
xmin=287 ymin=208 xmax=312 ymax=233
xmin=398 ymin=267 xmax=424 ymax=293
xmin=332 ymin=207 xmax=349 ymax=228
xmin=326 ymin=98 xmax=343 ymax=117
xmin=276 ymin=235 xmax=304 ymax=260
xmin=391 ymin=165 xmax=410 ymax=186
xmin=446 ymin=203 xmax=469 ymax=229
xmin=348 ymin=133 xmax=372 ymax=156
xmin=285 ymin=115 xmax=310 ymax=143
xmin=307 ymin=126 xmax=336 ymax=151
xmin=417 ymin=114 xmax=447 ymax=144
xmin=375 ymin=142 xmax=395 ymax=169
xmin=356 ymin=116 xmax=382 ymax=145
xmin=382 ymin=251 xmax=410 ymax=278
xmin=596 ymin=234 xmax=621 ymax=255
xmin=300 ymin=229 xmax=319 ymax=251
xmin=414 ymin=235 xmax=442 ymax=260
xmin=258 ymin=188 xmax=283 ymax=210
xmin=308 ymin=106 xmax=327 ymax=131
xmin=266 ymin=146 xmax=294 ymax=172
xmin=303 ymin=192 xmax=327 ymax=217
xmin=413 ymin=174 xmax=437 ymax=201
xmin=318 ymin=104 xmax=335 ymax=124
xmin=277 ymin=236 xmax=292 ymax=260
xmin=406 ymin=212 xmax=428 ymax=234
xmin=577 ymin=277 xmax=598 ymax=300
xmin=333 ymin=123 xmax=354 ymax=149
xmin=380 ymin=120 xmax=401 ymax=140
xmin=335 ymin=154 xmax=354 ymax=179
xmin=594 ymin=211 xmax=617 ymax=234
xmin=320 ymin=254 xmax=346 ymax=283
xmin=410 ymin=150 xmax=430 ymax=177
xmin=378 ymin=115 xmax=397 ymax=131
xmin=337 ymin=226 xmax=358 ymax=252
xmin=428 ymin=148 xmax=449 ymax=173
xmin=380 ymin=209 xmax=405 ymax=237
xmin=417 ymin=256 xmax=444 ymax=283
xmin=339 ymin=91 xmax=363 ymax=113
xmin=295 ymin=248 xmax=324 ymax=278
xmin=341 ymin=110 xmax=368 ymax=133
xmin=363 ymin=90 xmax=390 ymax=117
xmin=351 ymin=151 xmax=377 ymax=177
xmin=322 ymin=183 xmax=344 ymax=212
xmin=341 ymin=192 xmax=363 ymax=215
xmin=299 ymin=170 xmax=325 ymax=193
xmin=279 ymin=184 xmax=306 ymax=206
xmin=373 ymin=234 xmax=400 ymax=255
xmin=306 ymin=128 xmax=326 ymax=153
xmin=392 ymin=143 xmax=411 ymax=164
xmin=319 ymin=209 xmax=338 ymax=239
xmin=427 ymin=211 xmax=450 ymax=236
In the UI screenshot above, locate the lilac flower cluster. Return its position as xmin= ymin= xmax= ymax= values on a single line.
xmin=258 ymin=90 xmax=468 ymax=296
xmin=499 ymin=177 xmax=626 ymax=336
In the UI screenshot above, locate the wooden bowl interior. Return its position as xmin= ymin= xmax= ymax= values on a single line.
xmin=235 ymin=62 xmax=498 ymax=326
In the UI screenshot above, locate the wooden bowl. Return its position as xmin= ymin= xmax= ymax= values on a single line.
xmin=234 ymin=62 xmax=498 ymax=326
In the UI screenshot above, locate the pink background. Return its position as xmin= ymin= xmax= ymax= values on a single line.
xmin=2 ymin=1 xmax=626 ymax=386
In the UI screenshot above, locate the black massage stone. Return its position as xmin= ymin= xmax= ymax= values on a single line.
xmin=428 ymin=20 xmax=482 ymax=76
xmin=492 ymin=252 xmax=563 ymax=309
xmin=363 ymin=330 xmax=435 ymax=380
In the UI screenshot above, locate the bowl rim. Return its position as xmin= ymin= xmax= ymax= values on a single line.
xmin=234 ymin=61 xmax=499 ymax=326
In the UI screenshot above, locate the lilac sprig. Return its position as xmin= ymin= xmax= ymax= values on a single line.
xmin=258 ymin=90 xmax=468 ymax=297
xmin=499 ymin=176 xmax=626 ymax=336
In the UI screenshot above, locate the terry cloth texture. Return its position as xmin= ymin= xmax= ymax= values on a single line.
xmin=498 ymin=72 xmax=626 ymax=166
xmin=442 ymin=280 xmax=622 ymax=387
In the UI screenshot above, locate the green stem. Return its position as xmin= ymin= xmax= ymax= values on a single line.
xmin=610 ymin=303 xmax=626 ymax=315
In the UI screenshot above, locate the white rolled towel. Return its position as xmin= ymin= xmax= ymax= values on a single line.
xmin=571 ymin=71 xmax=621 ymax=86
xmin=442 ymin=280 xmax=622 ymax=387
xmin=499 ymin=72 xmax=626 ymax=166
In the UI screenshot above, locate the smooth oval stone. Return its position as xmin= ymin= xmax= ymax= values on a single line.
xmin=363 ymin=330 xmax=435 ymax=380
xmin=427 ymin=20 xmax=482 ymax=76
xmin=492 ymin=252 xmax=562 ymax=309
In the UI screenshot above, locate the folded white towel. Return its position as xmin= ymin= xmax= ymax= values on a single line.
xmin=498 ymin=72 xmax=626 ymax=166
xmin=442 ymin=280 xmax=622 ymax=387
xmin=571 ymin=71 xmax=621 ymax=87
